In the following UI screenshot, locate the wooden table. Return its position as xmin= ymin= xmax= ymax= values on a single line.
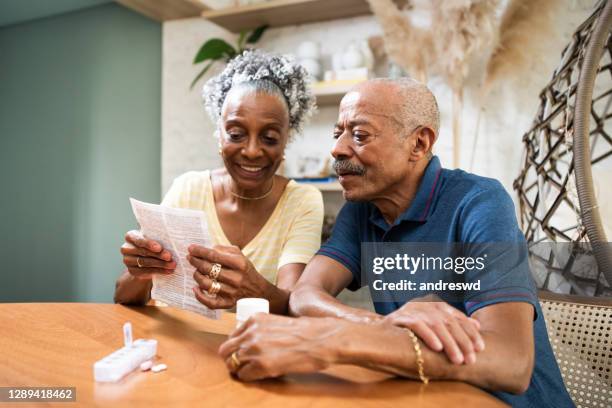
xmin=0 ymin=304 xmax=506 ymax=407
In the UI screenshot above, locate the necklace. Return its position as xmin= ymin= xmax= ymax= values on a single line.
xmin=229 ymin=178 xmax=275 ymax=200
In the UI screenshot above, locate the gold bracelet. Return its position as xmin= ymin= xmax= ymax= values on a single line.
xmin=406 ymin=329 xmax=429 ymax=384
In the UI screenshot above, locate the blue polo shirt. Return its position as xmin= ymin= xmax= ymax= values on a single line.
xmin=318 ymin=156 xmax=573 ymax=408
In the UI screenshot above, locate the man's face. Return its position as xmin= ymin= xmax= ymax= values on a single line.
xmin=332 ymin=85 xmax=415 ymax=202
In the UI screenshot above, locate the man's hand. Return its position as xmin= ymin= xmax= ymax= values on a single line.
xmin=218 ymin=314 xmax=340 ymax=381
xmin=384 ymin=295 xmax=484 ymax=365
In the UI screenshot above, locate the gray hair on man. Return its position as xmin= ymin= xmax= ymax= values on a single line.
xmin=368 ymin=77 xmax=440 ymax=139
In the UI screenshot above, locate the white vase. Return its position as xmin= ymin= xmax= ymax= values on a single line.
xmin=341 ymin=44 xmax=364 ymax=69
xmin=300 ymin=58 xmax=321 ymax=80
xmin=297 ymin=41 xmax=320 ymax=59
xmin=332 ymin=53 xmax=344 ymax=71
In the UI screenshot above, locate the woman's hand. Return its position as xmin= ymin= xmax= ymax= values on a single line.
xmin=218 ymin=314 xmax=340 ymax=381
xmin=188 ymin=244 xmax=273 ymax=309
xmin=383 ymin=295 xmax=484 ymax=365
xmin=121 ymin=230 xmax=176 ymax=280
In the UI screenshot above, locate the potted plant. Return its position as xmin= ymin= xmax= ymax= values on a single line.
xmin=190 ymin=25 xmax=269 ymax=89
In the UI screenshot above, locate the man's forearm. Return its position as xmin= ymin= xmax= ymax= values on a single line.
xmin=289 ymin=283 xmax=381 ymax=323
xmin=328 ymin=321 xmax=532 ymax=394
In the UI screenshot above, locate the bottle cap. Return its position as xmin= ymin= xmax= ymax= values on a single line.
xmin=236 ymin=298 xmax=269 ymax=327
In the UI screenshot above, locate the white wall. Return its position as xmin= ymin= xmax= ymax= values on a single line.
xmin=161 ymin=0 xmax=607 ymax=223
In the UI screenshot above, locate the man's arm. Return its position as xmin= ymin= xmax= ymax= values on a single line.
xmin=342 ymin=302 xmax=534 ymax=393
xmin=219 ymin=301 xmax=534 ymax=394
xmin=290 ymin=255 xmax=484 ymax=363
xmin=288 ymin=255 xmax=381 ymax=323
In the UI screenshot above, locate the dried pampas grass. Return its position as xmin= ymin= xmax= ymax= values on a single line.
xmin=483 ymin=0 xmax=559 ymax=91
xmin=367 ymin=0 xmax=432 ymax=82
xmin=470 ymin=0 xmax=559 ymax=170
xmin=431 ymin=0 xmax=499 ymax=93
xmin=431 ymin=0 xmax=498 ymax=167
xmin=367 ymin=0 xmax=500 ymax=168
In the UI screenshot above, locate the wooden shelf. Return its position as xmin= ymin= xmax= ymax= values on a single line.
xmin=118 ymin=0 xmax=210 ymax=21
xmin=296 ymin=180 xmax=343 ymax=192
xmin=312 ymin=80 xmax=363 ymax=105
xmin=201 ymin=0 xmax=375 ymax=33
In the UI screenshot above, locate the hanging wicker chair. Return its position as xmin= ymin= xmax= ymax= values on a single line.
xmin=514 ymin=0 xmax=612 ymax=297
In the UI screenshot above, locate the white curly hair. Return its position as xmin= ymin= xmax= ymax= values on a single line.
xmin=202 ymin=50 xmax=317 ymax=139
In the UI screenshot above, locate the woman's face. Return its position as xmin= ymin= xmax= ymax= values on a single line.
xmin=220 ymin=88 xmax=290 ymax=192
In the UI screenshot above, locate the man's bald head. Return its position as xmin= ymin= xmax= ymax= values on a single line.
xmin=333 ymin=77 xmax=440 ymax=202
xmin=349 ymin=78 xmax=440 ymax=138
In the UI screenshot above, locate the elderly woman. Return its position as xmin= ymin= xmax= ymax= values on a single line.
xmin=114 ymin=51 xmax=323 ymax=314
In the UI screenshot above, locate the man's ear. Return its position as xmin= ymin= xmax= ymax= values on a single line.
xmin=409 ymin=126 xmax=436 ymax=161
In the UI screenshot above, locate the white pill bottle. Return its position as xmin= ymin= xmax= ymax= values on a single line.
xmin=236 ymin=298 xmax=269 ymax=328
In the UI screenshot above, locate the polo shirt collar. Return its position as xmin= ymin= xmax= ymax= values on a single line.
xmin=369 ymin=156 xmax=442 ymax=230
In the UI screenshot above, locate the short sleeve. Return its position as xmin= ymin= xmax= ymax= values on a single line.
xmin=278 ymin=186 xmax=324 ymax=267
xmin=459 ymin=185 xmax=538 ymax=317
xmin=160 ymin=171 xmax=206 ymax=209
xmin=160 ymin=174 xmax=188 ymax=208
xmin=317 ymin=202 xmax=362 ymax=291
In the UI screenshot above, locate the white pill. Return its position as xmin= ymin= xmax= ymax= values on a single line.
xmin=140 ymin=360 xmax=153 ymax=371
xmin=151 ymin=363 xmax=167 ymax=373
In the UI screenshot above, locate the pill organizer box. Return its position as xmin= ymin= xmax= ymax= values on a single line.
xmin=93 ymin=339 xmax=157 ymax=382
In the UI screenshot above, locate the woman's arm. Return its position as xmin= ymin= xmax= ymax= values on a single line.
xmin=188 ymin=245 xmax=300 ymax=314
xmin=265 ymin=263 xmax=306 ymax=314
xmin=114 ymin=270 xmax=152 ymax=305
xmin=188 ymin=183 xmax=324 ymax=314
xmin=114 ymin=230 xmax=176 ymax=305
xmin=269 ymin=185 xmax=325 ymax=314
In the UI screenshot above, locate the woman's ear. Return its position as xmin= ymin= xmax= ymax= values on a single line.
xmin=215 ymin=126 xmax=225 ymax=157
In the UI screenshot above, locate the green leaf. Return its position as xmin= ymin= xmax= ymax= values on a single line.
xmin=190 ymin=61 xmax=214 ymax=90
xmin=237 ymin=30 xmax=248 ymax=50
xmin=193 ymin=39 xmax=236 ymax=64
xmin=246 ymin=25 xmax=269 ymax=44
xmin=225 ymin=47 xmax=237 ymax=60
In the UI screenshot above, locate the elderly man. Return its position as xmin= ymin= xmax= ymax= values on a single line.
xmin=218 ymin=79 xmax=573 ymax=407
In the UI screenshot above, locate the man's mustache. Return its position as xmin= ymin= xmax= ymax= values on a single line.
xmin=333 ymin=159 xmax=366 ymax=176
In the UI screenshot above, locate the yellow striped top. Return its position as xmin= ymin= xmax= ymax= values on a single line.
xmin=161 ymin=170 xmax=324 ymax=284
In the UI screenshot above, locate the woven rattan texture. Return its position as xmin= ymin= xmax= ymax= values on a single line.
xmin=514 ymin=1 xmax=611 ymax=296
xmin=540 ymin=299 xmax=612 ymax=407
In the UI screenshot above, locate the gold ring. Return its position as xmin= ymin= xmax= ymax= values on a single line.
xmin=136 ymin=257 xmax=143 ymax=268
xmin=209 ymin=263 xmax=222 ymax=280
xmin=230 ymin=351 xmax=241 ymax=370
xmin=207 ymin=280 xmax=221 ymax=297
